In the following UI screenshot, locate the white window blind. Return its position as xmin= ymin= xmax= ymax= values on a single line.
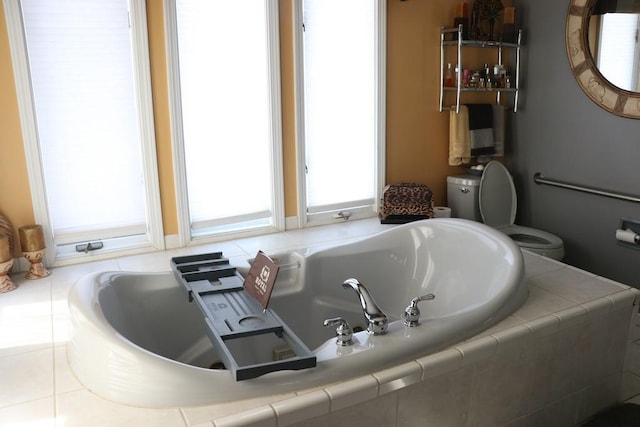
xmin=174 ymin=0 xmax=280 ymax=234
xmin=302 ymin=0 xmax=377 ymax=214
xmin=20 ymin=0 xmax=148 ymax=244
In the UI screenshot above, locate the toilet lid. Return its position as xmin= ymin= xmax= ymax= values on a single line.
xmin=479 ymin=161 xmax=516 ymax=228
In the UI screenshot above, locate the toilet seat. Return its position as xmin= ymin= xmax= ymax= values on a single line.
xmin=497 ymin=224 xmax=564 ymax=250
xmin=479 ymin=161 xmax=564 ymax=257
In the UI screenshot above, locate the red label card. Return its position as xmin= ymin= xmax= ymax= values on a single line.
xmin=244 ymin=251 xmax=280 ymax=309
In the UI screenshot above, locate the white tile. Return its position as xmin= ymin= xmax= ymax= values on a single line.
xmin=116 ymin=250 xmax=177 ymax=272
xmin=455 ymin=336 xmax=498 ymax=367
xmin=416 ymin=347 xmax=462 ymax=380
xmin=181 ymin=393 xmax=295 ymax=426
xmin=0 ymin=396 xmax=55 ymax=427
xmin=341 ymin=218 xmax=391 ymax=237
xmin=466 ymin=345 xmax=533 ymax=426
xmin=297 ymin=393 xmax=398 ymax=427
xmin=523 ymin=314 xmax=560 ymax=336
xmin=213 ymin=405 xmax=276 ymax=427
xmin=324 ymin=394 xmax=397 ymax=427
xmin=397 ymin=366 xmax=473 ymax=427
xmin=529 ymin=267 xmax=627 ymax=304
xmin=575 ymin=374 xmax=622 ymax=424
xmin=554 ymin=305 xmax=588 ymax=329
xmin=581 ymin=297 xmax=613 ymax=320
xmin=470 ymin=314 xmax=523 ymax=339
xmin=0 ymin=348 xmax=54 ymax=408
xmin=271 ymin=390 xmax=330 ymax=427
xmin=373 ymin=361 xmax=423 ymax=395
xmin=490 ymin=324 xmax=530 ymax=345
xmin=593 ymin=274 xmax=631 ymax=291
xmin=628 ymin=310 xmax=640 ymax=342
xmin=521 ymin=251 xmax=565 ymax=277
xmin=512 ymin=284 xmax=575 ymax=322
xmin=283 ymin=224 xmax=351 ymax=246
xmin=609 ymin=289 xmax=640 ymax=312
xmin=0 ymin=304 xmax=52 ymax=357
xmin=323 ymin=375 xmax=378 ymax=412
xmin=56 ymin=389 xmax=186 ymax=427
xmin=232 ymin=233 xmax=300 ymax=256
xmin=624 ymin=339 xmax=640 ymax=375
xmin=524 ymin=393 xmax=580 ymax=427
xmin=176 ymin=240 xmax=248 ymax=259
xmin=54 ymin=345 xmax=83 ymax=395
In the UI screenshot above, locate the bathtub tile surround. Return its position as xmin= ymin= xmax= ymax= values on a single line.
xmin=0 ymin=218 xmax=638 ymax=426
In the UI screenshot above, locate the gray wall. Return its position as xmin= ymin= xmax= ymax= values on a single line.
xmin=508 ymin=0 xmax=640 ymax=287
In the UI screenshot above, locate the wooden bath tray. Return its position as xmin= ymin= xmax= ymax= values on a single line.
xmin=170 ymin=252 xmax=317 ymax=381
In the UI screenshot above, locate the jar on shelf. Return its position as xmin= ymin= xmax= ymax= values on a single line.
xmin=444 ymin=63 xmax=455 ymax=87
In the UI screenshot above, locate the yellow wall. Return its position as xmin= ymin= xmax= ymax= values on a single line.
xmin=0 ymin=0 xmax=465 ymax=238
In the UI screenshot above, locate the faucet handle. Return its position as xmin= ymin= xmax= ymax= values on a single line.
xmin=323 ymin=317 xmax=353 ymax=346
xmin=402 ymin=294 xmax=436 ymax=327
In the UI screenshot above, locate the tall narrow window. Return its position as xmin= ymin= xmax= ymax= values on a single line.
xmin=167 ymin=0 xmax=284 ymax=242
xmin=297 ymin=0 xmax=385 ymax=226
xmin=5 ymin=0 xmax=163 ymax=263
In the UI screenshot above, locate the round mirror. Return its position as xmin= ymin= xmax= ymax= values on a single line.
xmin=566 ymin=0 xmax=640 ymax=119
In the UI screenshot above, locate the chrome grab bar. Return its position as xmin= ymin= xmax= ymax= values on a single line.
xmin=533 ymin=173 xmax=640 ymax=204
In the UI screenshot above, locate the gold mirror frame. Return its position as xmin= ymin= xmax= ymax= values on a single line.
xmin=566 ymin=0 xmax=640 ymax=119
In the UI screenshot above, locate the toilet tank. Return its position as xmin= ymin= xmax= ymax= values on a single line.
xmin=447 ymin=175 xmax=481 ymax=221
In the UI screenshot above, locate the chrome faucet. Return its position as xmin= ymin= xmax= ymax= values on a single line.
xmin=342 ymin=278 xmax=388 ymax=335
xmin=402 ymin=294 xmax=436 ymax=327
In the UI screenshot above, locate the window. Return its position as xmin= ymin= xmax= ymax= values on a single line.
xmin=165 ymin=0 xmax=284 ymax=244
xmin=295 ymin=0 xmax=386 ymax=226
xmin=596 ymin=13 xmax=640 ymax=91
xmin=4 ymin=0 xmax=163 ymax=264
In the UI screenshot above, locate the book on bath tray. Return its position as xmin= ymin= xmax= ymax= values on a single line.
xmin=243 ymin=250 xmax=280 ymax=310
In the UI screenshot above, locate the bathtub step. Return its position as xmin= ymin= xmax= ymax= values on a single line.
xmin=170 ymin=252 xmax=317 ymax=381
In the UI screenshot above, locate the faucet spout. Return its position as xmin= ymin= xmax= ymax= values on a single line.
xmin=342 ymin=278 xmax=388 ymax=335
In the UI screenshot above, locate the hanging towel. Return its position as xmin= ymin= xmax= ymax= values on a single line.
xmin=467 ymin=104 xmax=495 ymax=156
xmin=448 ymin=105 xmax=471 ymax=166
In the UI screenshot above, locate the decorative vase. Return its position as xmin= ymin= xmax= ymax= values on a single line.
xmin=0 ymin=258 xmax=17 ymax=293
xmin=23 ymin=249 xmax=51 ymax=280
xmin=0 ymin=213 xmax=16 ymax=259
xmin=0 ymin=213 xmax=16 ymax=276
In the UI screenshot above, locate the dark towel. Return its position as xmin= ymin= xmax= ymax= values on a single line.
xmin=466 ymin=104 xmax=495 ymax=156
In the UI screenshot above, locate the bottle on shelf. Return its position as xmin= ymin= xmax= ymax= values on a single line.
xmin=444 ymin=63 xmax=455 ymax=87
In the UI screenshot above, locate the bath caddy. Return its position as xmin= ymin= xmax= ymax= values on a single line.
xmin=170 ymin=252 xmax=317 ymax=381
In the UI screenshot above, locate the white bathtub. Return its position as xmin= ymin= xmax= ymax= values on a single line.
xmin=67 ymin=219 xmax=527 ymax=408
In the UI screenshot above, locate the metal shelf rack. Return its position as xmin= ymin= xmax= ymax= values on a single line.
xmin=439 ymin=25 xmax=523 ymax=113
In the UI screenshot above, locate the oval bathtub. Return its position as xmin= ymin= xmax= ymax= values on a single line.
xmin=67 ymin=219 xmax=527 ymax=407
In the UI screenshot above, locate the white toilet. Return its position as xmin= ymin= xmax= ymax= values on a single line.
xmin=447 ymin=161 xmax=565 ymax=260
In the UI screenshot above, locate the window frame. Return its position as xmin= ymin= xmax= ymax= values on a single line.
xmin=3 ymin=0 xmax=165 ymax=266
xmin=163 ymin=0 xmax=285 ymax=245
xmin=293 ymin=0 xmax=386 ymax=228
